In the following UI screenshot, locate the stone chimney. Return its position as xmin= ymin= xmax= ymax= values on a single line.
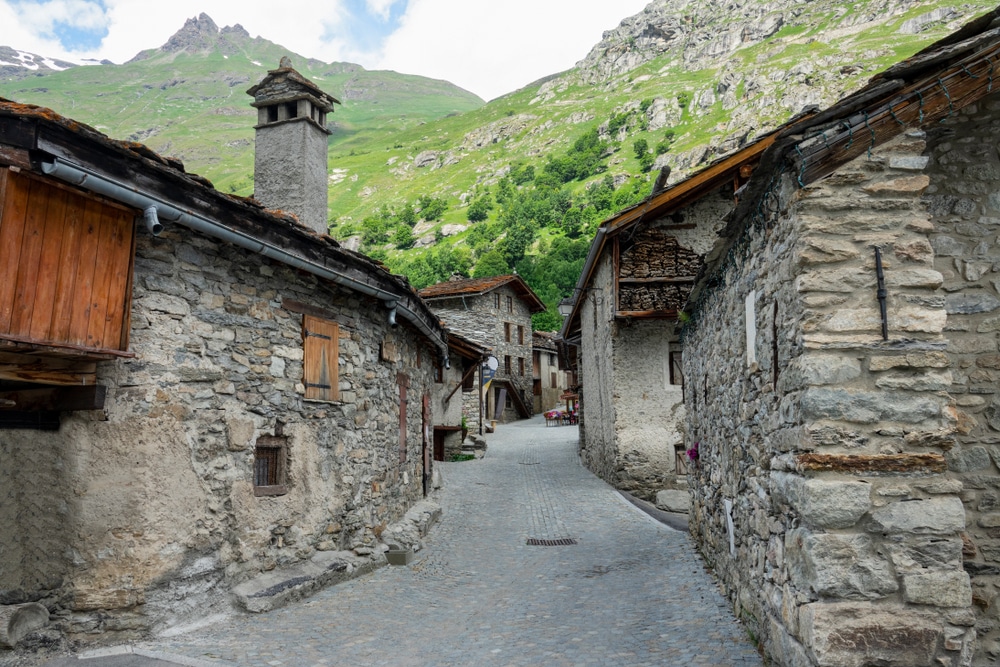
xmin=247 ymin=57 xmax=339 ymax=235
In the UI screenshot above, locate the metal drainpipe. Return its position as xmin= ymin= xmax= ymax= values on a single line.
xmin=41 ymin=157 xmax=450 ymax=365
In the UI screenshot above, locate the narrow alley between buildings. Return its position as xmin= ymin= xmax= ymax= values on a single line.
xmin=43 ymin=417 xmax=760 ymax=667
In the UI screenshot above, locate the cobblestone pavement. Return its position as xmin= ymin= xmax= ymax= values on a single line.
xmin=81 ymin=417 xmax=762 ymax=666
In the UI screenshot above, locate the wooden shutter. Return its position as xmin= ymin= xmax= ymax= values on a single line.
xmin=303 ymin=315 xmax=339 ymax=401
xmin=0 ymin=170 xmax=135 ymax=355
xmin=398 ymin=373 xmax=408 ymax=463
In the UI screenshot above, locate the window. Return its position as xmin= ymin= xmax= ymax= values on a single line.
xmin=494 ymin=293 xmax=501 ymax=309
xmin=518 ymin=357 xmax=525 ymax=376
xmin=463 ymin=367 xmax=475 ymax=392
xmin=669 ymin=351 xmax=683 ymax=387
xmin=254 ymin=436 xmax=288 ymax=497
xmin=504 ymin=355 xmax=511 ymax=374
xmin=551 ymin=371 xmax=557 ymax=388
xmin=504 ymin=322 xmax=511 ymax=342
xmin=517 ymin=325 xmax=524 ymax=345
xmin=507 ymin=296 xmax=513 ymax=312
xmin=303 ymin=315 xmax=339 ymax=401
xmin=549 ymin=352 xmax=556 ymax=366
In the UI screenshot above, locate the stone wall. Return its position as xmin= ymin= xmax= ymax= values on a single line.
xmin=577 ymin=207 xmax=724 ymax=500
xmin=533 ymin=346 xmax=565 ymax=414
xmin=684 ymin=131 xmax=974 ymax=666
xmin=0 ymin=224 xmax=436 ymax=639
xmin=578 ymin=254 xmax=620 ymax=487
xmin=925 ymin=95 xmax=1000 ymax=663
xmin=425 ymin=285 xmax=535 ymax=423
xmin=577 ymin=257 xmax=686 ymax=500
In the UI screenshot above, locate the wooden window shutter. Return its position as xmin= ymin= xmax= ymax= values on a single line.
xmin=303 ymin=315 xmax=339 ymax=401
xmin=398 ymin=373 xmax=409 ymax=463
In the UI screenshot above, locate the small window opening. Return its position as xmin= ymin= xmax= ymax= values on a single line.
xmin=285 ymin=102 xmax=298 ymax=119
xmin=267 ymin=105 xmax=278 ymax=123
xmin=669 ymin=351 xmax=683 ymax=387
xmin=254 ymin=435 xmax=288 ymax=497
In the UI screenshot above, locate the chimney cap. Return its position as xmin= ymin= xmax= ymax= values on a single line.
xmin=247 ymin=58 xmax=340 ymax=110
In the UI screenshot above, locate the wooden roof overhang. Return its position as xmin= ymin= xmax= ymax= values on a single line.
xmin=683 ymin=5 xmax=1000 ymax=316
xmin=420 ymin=275 xmax=548 ymax=314
xmin=559 ymin=130 xmax=785 ymax=343
xmin=0 ymin=99 xmax=449 ymax=359
xmin=447 ymin=331 xmax=490 ymax=361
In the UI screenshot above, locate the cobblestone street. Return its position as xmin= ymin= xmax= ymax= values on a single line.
xmin=55 ymin=416 xmax=761 ymax=667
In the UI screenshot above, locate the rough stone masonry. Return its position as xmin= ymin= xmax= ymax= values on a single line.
xmin=683 ymin=122 xmax=978 ymax=665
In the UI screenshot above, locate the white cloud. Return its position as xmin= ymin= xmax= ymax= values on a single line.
xmin=374 ymin=0 xmax=651 ymax=100
xmin=10 ymin=0 xmax=108 ymax=34
xmin=0 ymin=0 xmax=652 ymax=100
xmin=365 ymin=0 xmax=397 ymax=21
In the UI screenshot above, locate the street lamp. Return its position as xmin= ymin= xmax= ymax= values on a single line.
xmin=557 ymin=298 xmax=574 ymax=319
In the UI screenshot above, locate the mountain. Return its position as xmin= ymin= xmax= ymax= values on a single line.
xmin=1 ymin=2 xmax=997 ymax=327
xmin=0 ymin=13 xmax=484 ymax=194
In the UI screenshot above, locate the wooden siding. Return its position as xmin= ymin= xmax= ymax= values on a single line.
xmin=0 ymin=170 xmax=135 ymax=355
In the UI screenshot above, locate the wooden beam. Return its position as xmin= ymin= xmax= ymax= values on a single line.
xmin=0 ymin=385 xmax=106 ymax=412
xmin=0 ymin=411 xmax=60 ymax=430
xmin=0 ymin=351 xmax=97 ymax=386
xmin=446 ymin=362 xmax=479 ymax=402
xmin=618 ymin=276 xmax=698 ymax=285
xmin=616 ymin=310 xmax=680 ymax=319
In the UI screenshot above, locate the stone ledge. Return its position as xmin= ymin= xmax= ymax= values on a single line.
xmin=234 ymin=500 xmax=442 ymax=613
xmin=232 ymin=550 xmax=378 ymax=613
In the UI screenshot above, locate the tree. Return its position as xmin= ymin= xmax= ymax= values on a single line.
xmin=633 ymin=138 xmax=654 ymax=172
xmin=396 ymin=203 xmax=417 ymax=226
xmin=473 ymin=250 xmax=510 ymax=278
xmin=392 ymin=225 xmax=415 ymax=250
xmin=532 ymin=308 xmax=564 ymax=333
xmin=467 ymin=195 xmax=492 ymax=222
xmin=418 ymin=195 xmax=448 ymax=221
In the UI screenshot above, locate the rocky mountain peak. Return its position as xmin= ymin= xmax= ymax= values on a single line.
xmin=163 ymin=13 xmax=221 ymax=53
xmin=126 ymin=13 xmax=255 ymax=63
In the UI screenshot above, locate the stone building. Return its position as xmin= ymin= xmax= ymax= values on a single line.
xmin=571 ymin=9 xmax=1000 ymax=665
xmin=431 ymin=332 xmax=489 ymax=460
xmin=0 ymin=60 xmax=448 ymax=643
xmin=531 ymin=331 xmax=570 ymax=414
xmin=419 ymin=275 xmax=546 ymax=428
xmin=559 ymin=192 xmax=708 ymax=500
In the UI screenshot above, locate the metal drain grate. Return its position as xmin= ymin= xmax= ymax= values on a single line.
xmin=527 ymin=538 xmax=578 ymax=546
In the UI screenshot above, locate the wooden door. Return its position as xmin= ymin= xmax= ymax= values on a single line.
xmin=433 ymin=429 xmax=446 ymax=462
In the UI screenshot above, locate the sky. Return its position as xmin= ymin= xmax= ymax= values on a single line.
xmin=0 ymin=0 xmax=653 ymax=100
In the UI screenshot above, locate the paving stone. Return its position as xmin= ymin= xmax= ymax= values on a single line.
xmin=34 ymin=417 xmax=761 ymax=667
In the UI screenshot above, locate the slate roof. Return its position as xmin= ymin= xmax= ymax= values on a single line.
xmin=0 ymin=97 xmax=447 ymax=352
xmin=419 ymin=275 xmax=547 ymax=313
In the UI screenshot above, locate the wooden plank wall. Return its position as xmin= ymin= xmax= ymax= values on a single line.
xmin=0 ymin=169 xmax=135 ymax=354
